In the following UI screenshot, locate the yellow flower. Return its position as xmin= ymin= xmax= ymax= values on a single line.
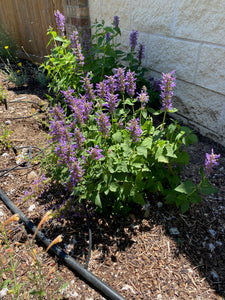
xmin=4 ymin=46 xmax=8 ymax=49
xmin=18 ymin=62 xmax=22 ymax=67
xmin=17 ymin=70 xmax=20 ymax=73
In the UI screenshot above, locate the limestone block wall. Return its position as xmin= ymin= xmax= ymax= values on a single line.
xmin=88 ymin=0 xmax=225 ymax=146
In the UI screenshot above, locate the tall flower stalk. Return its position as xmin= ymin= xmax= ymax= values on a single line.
xmin=160 ymin=70 xmax=176 ymax=126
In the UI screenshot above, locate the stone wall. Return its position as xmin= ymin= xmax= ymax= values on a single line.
xmin=88 ymin=0 xmax=225 ymax=146
xmin=64 ymin=0 xmax=90 ymax=36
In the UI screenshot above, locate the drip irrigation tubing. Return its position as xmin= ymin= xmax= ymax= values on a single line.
xmin=0 ymin=145 xmax=47 ymax=178
xmin=0 ymin=96 xmax=48 ymax=119
xmin=0 ymin=187 xmax=126 ymax=300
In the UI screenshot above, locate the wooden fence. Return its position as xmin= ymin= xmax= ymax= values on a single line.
xmin=0 ymin=0 xmax=64 ymax=61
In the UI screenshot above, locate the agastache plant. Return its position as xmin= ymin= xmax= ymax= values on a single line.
xmin=38 ymin=15 xmax=221 ymax=216
xmin=54 ymin=10 xmax=65 ymax=35
xmin=205 ymin=148 xmax=220 ymax=176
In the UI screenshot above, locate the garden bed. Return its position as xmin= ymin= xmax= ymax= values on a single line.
xmin=0 ymin=69 xmax=225 ymax=299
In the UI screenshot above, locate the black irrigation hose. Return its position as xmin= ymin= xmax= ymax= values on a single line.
xmin=0 ymin=97 xmax=47 ymax=119
xmin=0 ymin=188 xmax=126 ymax=300
xmin=0 ymin=145 xmax=47 ymax=178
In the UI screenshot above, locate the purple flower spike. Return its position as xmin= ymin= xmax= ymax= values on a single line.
xmin=54 ymin=10 xmax=65 ymax=35
xmin=71 ymin=30 xmax=84 ymax=67
xmin=137 ymin=86 xmax=149 ymax=108
xmin=114 ymin=68 xmax=126 ymax=94
xmin=126 ymin=118 xmax=142 ymax=142
xmin=104 ymin=92 xmax=119 ymax=115
xmin=95 ymin=112 xmax=111 ymax=137
xmin=160 ymin=70 xmax=176 ymax=112
xmin=87 ymin=145 xmax=104 ymax=160
xmin=137 ymin=43 xmax=145 ymax=64
xmin=81 ymin=74 xmax=95 ymax=102
xmin=205 ymin=148 xmax=220 ymax=176
xmin=113 ymin=16 xmax=120 ymax=27
xmin=105 ymin=75 xmax=116 ymax=94
xmin=96 ymin=80 xmax=108 ymax=99
xmin=105 ymin=32 xmax=111 ymax=42
xmin=70 ymin=159 xmax=85 ymax=186
xmin=130 ymin=30 xmax=139 ymax=51
xmin=125 ymin=70 xmax=136 ymax=97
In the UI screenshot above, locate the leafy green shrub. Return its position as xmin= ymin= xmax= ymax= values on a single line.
xmin=40 ymin=68 xmax=219 ymax=215
xmin=41 ymin=13 xmax=159 ymax=108
xmin=38 ymin=12 xmax=219 ymax=216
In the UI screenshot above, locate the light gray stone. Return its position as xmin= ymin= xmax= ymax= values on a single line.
xmin=195 ymin=45 xmax=225 ymax=94
xmin=175 ymin=0 xmax=225 ymax=45
xmin=145 ymin=35 xmax=199 ymax=82
xmin=174 ymin=80 xmax=225 ymax=145
xmin=89 ymin=0 xmax=102 ymax=23
xmin=101 ymin=0 xmax=131 ymax=30
xmin=131 ymin=0 xmax=175 ymax=35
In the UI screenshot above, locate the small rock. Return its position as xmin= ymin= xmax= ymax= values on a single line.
xmin=122 ymin=284 xmax=136 ymax=294
xmin=209 ymin=228 xmax=216 ymax=237
xmin=169 ymin=227 xmax=180 ymax=235
xmin=1 ymin=152 xmax=9 ymax=158
xmin=211 ymin=270 xmax=219 ymax=280
xmin=27 ymin=204 xmax=36 ymax=212
xmin=157 ymin=201 xmax=163 ymax=208
xmin=209 ymin=243 xmax=215 ymax=252
xmin=5 ymin=120 xmax=11 ymax=125
xmin=27 ymin=171 xmax=38 ymax=182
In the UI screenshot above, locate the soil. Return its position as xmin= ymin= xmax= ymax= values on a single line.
xmin=0 ymin=67 xmax=225 ymax=300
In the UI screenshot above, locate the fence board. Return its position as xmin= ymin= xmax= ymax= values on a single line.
xmin=0 ymin=0 xmax=64 ymax=61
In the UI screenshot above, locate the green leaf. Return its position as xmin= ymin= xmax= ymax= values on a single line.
xmin=166 ymin=145 xmax=177 ymax=158
xmin=137 ymin=146 xmax=148 ymax=158
xmin=94 ymin=192 xmax=102 ymax=208
xmin=199 ymin=179 xmax=218 ymax=195
xmin=109 ymin=182 xmax=119 ymax=192
xmin=124 ymin=99 xmax=134 ymax=105
xmin=141 ymin=137 xmax=152 ymax=150
xmin=141 ymin=110 xmax=148 ymax=119
xmin=175 ymin=181 xmax=195 ymax=194
xmin=180 ymin=199 xmax=190 ymax=214
xmin=133 ymin=193 xmax=145 ymax=205
xmin=54 ymin=36 xmax=64 ymax=42
xmin=112 ymin=131 xmax=122 ymax=142
xmin=189 ymin=192 xmax=202 ymax=204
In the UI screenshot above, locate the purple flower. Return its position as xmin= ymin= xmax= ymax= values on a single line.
xmin=95 ymin=112 xmax=111 ymax=137
xmin=104 ymin=92 xmax=119 ymax=115
xmin=125 ymin=70 xmax=136 ymax=97
xmin=71 ymin=30 xmax=84 ymax=67
xmin=64 ymin=92 xmax=92 ymax=125
xmin=137 ymin=43 xmax=145 ymax=64
xmin=81 ymin=73 xmax=95 ymax=101
xmin=74 ymin=128 xmax=85 ymax=150
xmin=54 ymin=10 xmax=65 ymax=35
xmin=160 ymin=70 xmax=176 ymax=111
xmin=105 ymin=32 xmax=111 ymax=42
xmin=114 ymin=68 xmax=126 ymax=94
xmin=82 ymin=31 xmax=91 ymax=53
xmin=69 ymin=159 xmax=85 ymax=186
xmin=55 ymin=140 xmax=76 ymax=166
xmin=96 ymin=80 xmax=108 ymax=99
xmin=137 ymin=86 xmax=149 ymax=108
xmin=118 ymin=118 xmax=123 ymax=128
xmin=130 ymin=30 xmax=139 ymax=51
xmin=105 ymin=75 xmax=116 ymax=94
xmin=126 ymin=118 xmax=142 ymax=142
xmin=87 ymin=145 xmax=104 ymax=160
xmin=113 ymin=16 xmax=120 ymax=27
xmin=205 ymin=148 xmax=220 ymax=176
